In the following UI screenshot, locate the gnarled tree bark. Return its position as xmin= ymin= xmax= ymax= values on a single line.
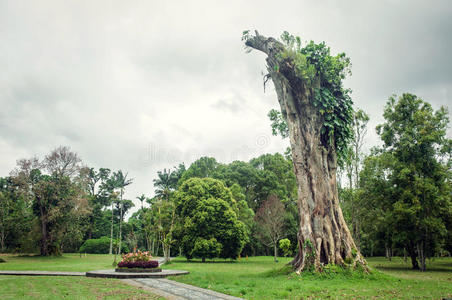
xmin=245 ymin=32 xmax=367 ymax=273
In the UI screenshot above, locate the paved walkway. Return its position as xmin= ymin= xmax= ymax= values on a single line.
xmin=0 ymin=270 xmax=84 ymax=276
xmin=124 ymin=278 xmax=243 ymax=300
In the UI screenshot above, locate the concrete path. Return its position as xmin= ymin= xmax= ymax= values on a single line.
xmin=0 ymin=270 xmax=84 ymax=276
xmin=124 ymin=278 xmax=243 ymax=300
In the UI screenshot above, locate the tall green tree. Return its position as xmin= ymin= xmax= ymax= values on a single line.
xmin=339 ymin=109 xmax=369 ymax=248
xmin=374 ymin=93 xmax=451 ymax=270
xmin=110 ymin=170 xmax=133 ymax=256
xmin=357 ymin=150 xmax=396 ymax=257
xmin=179 ymin=157 xmax=222 ymax=184
xmin=83 ymin=167 xmax=111 ymax=239
xmin=11 ymin=147 xmax=90 ymax=256
xmin=153 ymin=169 xmax=176 ymax=201
xmin=155 ymin=199 xmax=176 ymax=261
xmin=255 ymin=194 xmax=286 ymax=262
xmin=174 ymin=178 xmax=247 ymax=261
xmin=0 ymin=177 xmax=33 ymax=252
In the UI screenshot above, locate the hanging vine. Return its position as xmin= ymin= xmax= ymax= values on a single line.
xmin=247 ymin=31 xmax=354 ymax=160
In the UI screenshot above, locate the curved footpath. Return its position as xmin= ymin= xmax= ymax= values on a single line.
xmin=0 ymin=257 xmax=243 ymax=300
xmin=124 ymin=278 xmax=243 ymax=300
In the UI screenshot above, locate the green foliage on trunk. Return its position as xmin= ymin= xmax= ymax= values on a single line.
xmin=261 ymin=31 xmax=354 ymax=160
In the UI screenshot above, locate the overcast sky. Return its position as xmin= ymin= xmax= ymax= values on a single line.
xmin=1 ymin=0 xmax=451 ymax=212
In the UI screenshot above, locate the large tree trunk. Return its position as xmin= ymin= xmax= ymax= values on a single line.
xmin=0 ymin=231 xmax=5 ymax=252
xmin=246 ymin=32 xmax=366 ymax=273
xmin=408 ymin=242 xmax=419 ymax=270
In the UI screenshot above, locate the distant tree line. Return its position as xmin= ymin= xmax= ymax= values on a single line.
xmin=0 ymin=93 xmax=450 ymax=271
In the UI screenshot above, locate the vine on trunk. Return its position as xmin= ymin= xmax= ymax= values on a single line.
xmin=246 ymin=31 xmax=354 ymax=161
xmin=243 ymin=30 xmax=368 ymax=273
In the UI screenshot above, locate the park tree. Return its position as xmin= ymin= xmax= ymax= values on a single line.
xmin=112 ymin=170 xmax=133 ymax=256
xmin=357 ymin=151 xmax=396 ymax=258
xmin=174 ymin=178 xmax=247 ymax=261
xmin=83 ymin=167 xmax=111 ymax=239
xmin=0 ymin=177 xmax=34 ymax=252
xmin=244 ymin=31 xmax=366 ymax=272
xmin=154 ymin=199 xmax=176 ymax=261
xmin=154 ymin=168 xmax=178 ymax=201
xmin=142 ymin=202 xmax=160 ymax=254
xmin=339 ymin=109 xmax=370 ymax=248
xmin=137 ymin=194 xmax=146 ymax=210
xmin=44 ymin=146 xmax=82 ymax=178
xmin=178 ymin=157 xmax=223 ymax=185
xmin=104 ymin=170 xmax=133 ymax=256
xmin=255 ymin=194 xmax=286 ymax=262
xmin=375 ymin=93 xmax=451 ymax=271
xmin=11 ymin=147 xmax=90 ymax=256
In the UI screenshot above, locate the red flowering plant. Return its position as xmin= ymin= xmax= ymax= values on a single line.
xmin=117 ymin=250 xmax=159 ymax=268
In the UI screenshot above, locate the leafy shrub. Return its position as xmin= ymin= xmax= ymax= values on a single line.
xmin=279 ymin=238 xmax=292 ymax=257
xmin=79 ymin=236 xmax=129 ymax=254
xmin=192 ymin=238 xmax=222 ymax=261
xmin=0 ymin=258 xmax=5 ymax=263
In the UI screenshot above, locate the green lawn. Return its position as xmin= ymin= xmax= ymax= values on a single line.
xmin=0 ymin=275 xmax=163 ymax=300
xmin=0 ymin=253 xmax=162 ymax=299
xmin=368 ymin=256 xmax=452 ymax=282
xmin=164 ymin=256 xmax=452 ymax=299
xmin=0 ymin=253 xmax=118 ymax=272
xmin=1 ymin=254 xmax=451 ymax=299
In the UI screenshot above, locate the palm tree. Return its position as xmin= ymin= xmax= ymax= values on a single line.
xmin=153 ymin=169 xmax=176 ymax=201
xmin=112 ymin=170 xmax=133 ymax=260
xmin=137 ymin=194 xmax=146 ymax=210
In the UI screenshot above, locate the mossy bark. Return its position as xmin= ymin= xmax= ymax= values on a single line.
xmin=245 ymin=32 xmax=367 ymax=273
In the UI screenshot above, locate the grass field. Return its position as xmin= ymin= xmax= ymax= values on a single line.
xmin=0 ymin=253 xmax=451 ymax=299
xmin=0 ymin=253 xmax=162 ymax=299
xmin=0 ymin=253 xmax=118 ymax=272
xmin=164 ymin=256 xmax=452 ymax=299
xmin=0 ymin=275 xmax=163 ymax=300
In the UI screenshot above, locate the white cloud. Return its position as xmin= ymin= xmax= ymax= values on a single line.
xmin=0 ymin=0 xmax=450 ymax=215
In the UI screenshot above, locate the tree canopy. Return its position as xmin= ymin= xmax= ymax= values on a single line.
xmin=174 ymin=178 xmax=247 ymax=261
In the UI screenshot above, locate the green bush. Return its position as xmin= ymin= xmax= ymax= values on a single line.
xmin=79 ymin=237 xmax=129 ymax=254
xmin=0 ymin=258 xmax=6 ymax=263
xmin=192 ymin=238 xmax=222 ymax=261
xmin=175 ymin=178 xmax=248 ymax=260
xmin=279 ymin=238 xmax=292 ymax=257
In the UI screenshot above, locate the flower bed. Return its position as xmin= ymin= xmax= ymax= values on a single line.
xmin=117 ymin=260 xmax=159 ymax=268
xmin=115 ymin=251 xmax=161 ymax=273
